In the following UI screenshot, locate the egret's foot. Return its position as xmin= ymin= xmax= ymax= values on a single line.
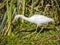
xmin=35 ymin=31 xmax=40 ymax=39
xmin=22 ymin=31 xmax=37 ymax=39
xmin=35 ymin=27 xmax=43 ymax=38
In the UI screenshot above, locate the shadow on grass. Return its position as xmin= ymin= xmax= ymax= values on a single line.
xmin=17 ymin=27 xmax=55 ymax=33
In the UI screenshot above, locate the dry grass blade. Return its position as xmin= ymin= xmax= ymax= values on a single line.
xmin=0 ymin=12 xmax=6 ymax=34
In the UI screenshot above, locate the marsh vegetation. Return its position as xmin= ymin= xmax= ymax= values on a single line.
xmin=0 ymin=0 xmax=60 ymax=45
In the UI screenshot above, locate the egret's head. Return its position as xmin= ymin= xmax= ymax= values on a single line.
xmin=12 ymin=14 xmax=24 ymax=23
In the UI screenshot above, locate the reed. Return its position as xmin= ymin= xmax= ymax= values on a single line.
xmin=0 ymin=12 xmax=6 ymax=34
xmin=30 ymin=0 xmax=34 ymax=16
xmin=54 ymin=0 xmax=60 ymax=23
xmin=0 ymin=0 xmax=6 ymax=9
xmin=22 ymin=0 xmax=25 ymax=23
xmin=5 ymin=0 xmax=12 ymax=36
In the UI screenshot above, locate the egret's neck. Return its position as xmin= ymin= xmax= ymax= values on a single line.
xmin=21 ymin=16 xmax=30 ymax=21
xmin=12 ymin=15 xmax=30 ymax=23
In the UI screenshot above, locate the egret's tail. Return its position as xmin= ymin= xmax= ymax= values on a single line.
xmin=51 ymin=19 xmax=54 ymax=22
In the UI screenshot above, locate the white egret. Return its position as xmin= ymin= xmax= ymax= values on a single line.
xmin=12 ymin=14 xmax=54 ymax=24
xmin=12 ymin=14 xmax=54 ymax=37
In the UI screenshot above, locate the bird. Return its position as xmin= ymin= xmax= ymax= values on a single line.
xmin=12 ymin=14 xmax=54 ymax=34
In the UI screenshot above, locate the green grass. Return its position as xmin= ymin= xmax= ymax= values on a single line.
xmin=0 ymin=30 xmax=60 ymax=45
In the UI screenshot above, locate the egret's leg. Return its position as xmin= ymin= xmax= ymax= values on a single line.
xmin=22 ymin=25 xmax=38 ymax=39
xmin=35 ymin=25 xmax=38 ymax=33
xmin=35 ymin=27 xmax=44 ymax=38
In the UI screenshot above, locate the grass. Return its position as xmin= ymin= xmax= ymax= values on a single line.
xmin=0 ymin=30 xmax=60 ymax=45
xmin=0 ymin=0 xmax=60 ymax=45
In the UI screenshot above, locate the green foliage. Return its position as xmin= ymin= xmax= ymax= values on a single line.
xmin=0 ymin=30 xmax=60 ymax=45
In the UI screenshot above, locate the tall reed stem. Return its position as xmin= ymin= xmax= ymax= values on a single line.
xmin=22 ymin=0 xmax=25 ymax=23
xmin=6 ymin=0 xmax=12 ymax=36
xmin=30 ymin=0 xmax=34 ymax=16
xmin=54 ymin=0 xmax=60 ymax=23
